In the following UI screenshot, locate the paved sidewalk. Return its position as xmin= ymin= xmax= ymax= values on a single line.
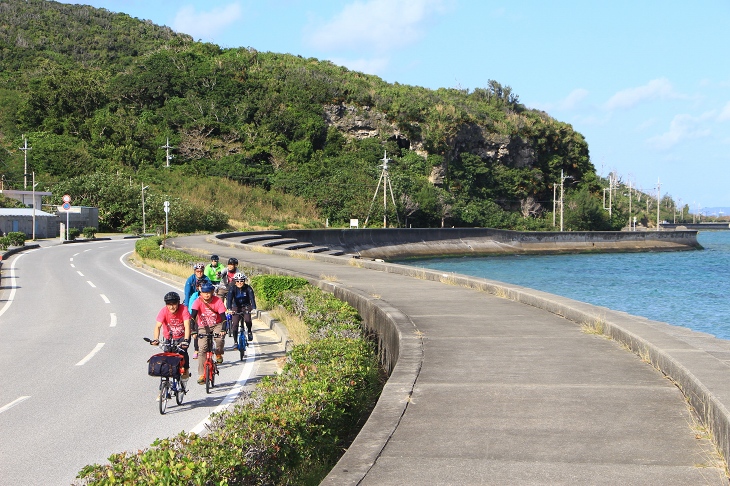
xmin=170 ymin=234 xmax=728 ymax=485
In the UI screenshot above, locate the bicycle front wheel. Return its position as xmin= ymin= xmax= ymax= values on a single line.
xmin=159 ymin=380 xmax=169 ymax=414
xmin=175 ymin=378 xmax=185 ymax=405
xmin=238 ymin=333 xmax=246 ymax=361
xmin=205 ymin=362 xmax=213 ymax=394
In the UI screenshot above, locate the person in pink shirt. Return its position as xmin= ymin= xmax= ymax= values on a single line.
xmin=190 ymin=281 xmax=227 ymax=384
xmin=150 ymin=291 xmax=191 ymax=379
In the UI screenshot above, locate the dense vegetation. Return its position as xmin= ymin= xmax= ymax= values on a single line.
xmin=76 ymin=268 xmax=383 ymax=485
xmin=0 ymin=0 xmax=675 ymax=231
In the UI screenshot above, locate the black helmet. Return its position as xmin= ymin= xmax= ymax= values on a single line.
xmin=164 ymin=291 xmax=181 ymax=304
xmin=211 ymin=254 xmax=219 ymax=262
xmin=228 ymin=257 xmax=238 ymax=265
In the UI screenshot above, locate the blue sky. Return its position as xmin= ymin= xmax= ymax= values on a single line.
xmin=59 ymin=0 xmax=730 ymax=212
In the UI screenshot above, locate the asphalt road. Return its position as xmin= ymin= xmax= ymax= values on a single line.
xmin=0 ymin=239 xmax=258 ymax=485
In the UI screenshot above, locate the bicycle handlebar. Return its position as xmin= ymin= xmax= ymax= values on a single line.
xmin=143 ymin=337 xmax=188 ymax=352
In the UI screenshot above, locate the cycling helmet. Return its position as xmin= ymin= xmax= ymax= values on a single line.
xmin=233 ymin=272 xmax=247 ymax=282
xmin=164 ymin=291 xmax=181 ymax=304
xmin=200 ymin=282 xmax=215 ymax=293
xmin=227 ymin=257 xmax=238 ymax=265
xmin=210 ymin=254 xmax=219 ymax=262
xmin=193 ymin=262 xmax=205 ymax=270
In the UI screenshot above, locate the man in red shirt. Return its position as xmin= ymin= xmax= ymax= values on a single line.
xmin=151 ymin=291 xmax=192 ymax=379
xmin=190 ymin=282 xmax=227 ymax=384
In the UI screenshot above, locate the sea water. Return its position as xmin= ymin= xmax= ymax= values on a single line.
xmin=396 ymin=231 xmax=730 ymax=340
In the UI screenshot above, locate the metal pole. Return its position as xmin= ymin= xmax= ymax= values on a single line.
xmin=141 ymin=184 xmax=149 ymax=235
xmin=553 ymin=183 xmax=556 ymax=227
xmin=656 ymin=178 xmax=661 ymax=230
xmin=560 ymin=169 xmax=565 ymax=232
xmin=628 ymin=181 xmax=632 ymax=231
xmin=20 ymin=137 xmax=31 ymax=190
xmin=32 ymin=172 xmax=36 ymax=240
xmin=66 ymin=210 xmax=69 ymax=241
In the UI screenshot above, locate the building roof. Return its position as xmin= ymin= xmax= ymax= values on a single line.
xmin=0 ymin=208 xmax=57 ymax=217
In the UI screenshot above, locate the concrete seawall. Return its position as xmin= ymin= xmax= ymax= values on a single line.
xmin=220 ymin=228 xmax=700 ymax=259
xmin=194 ymin=232 xmax=730 ymax=483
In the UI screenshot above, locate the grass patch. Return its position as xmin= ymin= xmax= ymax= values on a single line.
xmin=320 ymin=274 xmax=339 ymax=282
xmin=581 ymin=317 xmax=606 ymax=336
xmin=269 ymin=308 xmax=310 ymax=346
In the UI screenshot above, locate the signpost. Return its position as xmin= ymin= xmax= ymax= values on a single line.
xmin=62 ymin=194 xmax=71 ymax=241
xmin=163 ymin=201 xmax=169 ymax=235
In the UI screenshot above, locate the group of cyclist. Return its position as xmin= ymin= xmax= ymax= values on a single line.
xmin=151 ymin=254 xmax=257 ymax=385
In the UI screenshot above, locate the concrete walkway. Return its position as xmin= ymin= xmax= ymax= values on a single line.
xmin=170 ymin=234 xmax=729 ymax=485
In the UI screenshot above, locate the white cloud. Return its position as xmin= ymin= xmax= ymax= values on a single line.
xmin=646 ymin=112 xmax=714 ymax=150
xmin=718 ymin=102 xmax=730 ymax=122
xmin=172 ymin=3 xmax=243 ymax=42
xmin=532 ymin=88 xmax=589 ymax=112
xmin=604 ymin=78 xmax=683 ymax=111
xmin=305 ymin=0 xmax=451 ymax=53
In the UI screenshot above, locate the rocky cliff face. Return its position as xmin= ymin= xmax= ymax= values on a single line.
xmin=323 ymin=103 xmax=538 ymax=185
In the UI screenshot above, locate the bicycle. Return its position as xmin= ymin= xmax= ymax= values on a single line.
xmin=144 ymin=338 xmax=187 ymax=414
xmin=197 ymin=331 xmax=222 ymax=394
xmin=225 ymin=312 xmax=248 ymax=361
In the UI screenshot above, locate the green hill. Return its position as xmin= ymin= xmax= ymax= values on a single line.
xmin=0 ymin=0 xmax=619 ymax=232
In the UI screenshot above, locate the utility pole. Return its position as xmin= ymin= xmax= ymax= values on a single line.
xmin=628 ymin=180 xmax=632 ymax=231
xmin=141 ymin=184 xmax=149 ymax=235
xmin=32 ymin=172 xmax=37 ymax=240
xmin=559 ymin=169 xmax=572 ymax=232
xmin=161 ymin=138 xmax=174 ymax=167
xmin=364 ymin=151 xmax=399 ymax=228
xmin=656 ymin=178 xmax=661 ymax=230
xmin=552 ymin=183 xmax=557 ymax=227
xmin=19 ymin=137 xmax=31 ymax=189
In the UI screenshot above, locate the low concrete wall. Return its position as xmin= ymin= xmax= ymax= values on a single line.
xmin=219 ymin=228 xmax=700 ymax=259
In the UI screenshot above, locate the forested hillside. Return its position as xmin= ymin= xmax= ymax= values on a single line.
xmin=0 ymin=0 xmax=620 ymax=232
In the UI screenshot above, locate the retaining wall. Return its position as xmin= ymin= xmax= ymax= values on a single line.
xmin=221 ymin=228 xmax=700 ymax=259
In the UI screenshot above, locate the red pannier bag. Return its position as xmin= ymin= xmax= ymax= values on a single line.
xmin=148 ymin=352 xmax=184 ymax=378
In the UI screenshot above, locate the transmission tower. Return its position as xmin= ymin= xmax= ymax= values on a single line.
xmin=364 ymin=151 xmax=400 ymax=228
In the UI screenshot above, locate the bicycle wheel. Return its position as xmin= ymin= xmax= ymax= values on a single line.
xmin=159 ymin=380 xmax=169 ymax=414
xmin=175 ymin=378 xmax=185 ymax=405
xmin=205 ymin=360 xmax=212 ymax=394
xmin=238 ymin=332 xmax=246 ymax=361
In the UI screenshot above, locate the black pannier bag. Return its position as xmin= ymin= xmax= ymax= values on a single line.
xmin=148 ymin=352 xmax=184 ymax=378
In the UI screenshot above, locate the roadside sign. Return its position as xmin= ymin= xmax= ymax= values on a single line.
xmin=62 ymin=202 xmax=70 ymax=210
xmin=163 ymin=201 xmax=170 ymax=213
xmin=62 ymin=194 xmax=71 ymax=203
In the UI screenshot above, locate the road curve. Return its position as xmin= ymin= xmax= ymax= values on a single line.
xmin=0 ymin=239 xmax=259 ymax=485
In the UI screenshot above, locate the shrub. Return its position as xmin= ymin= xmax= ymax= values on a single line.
xmin=250 ymin=274 xmax=308 ymax=308
xmin=67 ymin=228 xmax=81 ymax=241
xmin=134 ymin=236 xmax=198 ymax=266
xmin=6 ymin=232 xmax=26 ymax=246
xmin=0 ymin=236 xmax=10 ymax=250
xmin=82 ymin=227 xmax=97 ymax=239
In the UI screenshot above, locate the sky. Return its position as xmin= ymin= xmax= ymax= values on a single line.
xmin=58 ymin=0 xmax=730 ymax=213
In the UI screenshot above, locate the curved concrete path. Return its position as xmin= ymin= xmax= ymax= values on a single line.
xmin=170 ymin=235 xmax=728 ymax=485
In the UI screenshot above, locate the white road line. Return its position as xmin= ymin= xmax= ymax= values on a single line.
xmin=100 ymin=294 xmax=110 ymax=304
xmin=83 ymin=249 xmax=91 ymax=252
xmin=76 ymin=271 xmax=84 ymax=277
xmin=119 ymin=251 xmax=183 ymax=291
xmin=87 ymin=281 xmax=96 ymax=288
xmin=73 ymin=252 xmax=80 ymax=256
xmin=110 ymin=313 xmax=117 ymax=327
xmin=69 ymin=257 xmax=73 ymax=261
xmin=76 ymin=343 xmax=105 ymax=366
xmin=0 ymin=396 xmax=31 ymax=415
xmin=0 ymin=252 xmax=26 ymax=319
xmin=190 ymin=337 xmax=258 ymax=435
xmin=70 ymin=264 xmax=75 ymax=268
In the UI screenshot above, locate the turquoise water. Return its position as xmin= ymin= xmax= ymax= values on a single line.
xmin=397 ymin=231 xmax=730 ymax=340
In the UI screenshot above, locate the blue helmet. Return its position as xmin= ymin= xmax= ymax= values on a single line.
xmin=200 ymin=282 xmax=215 ymax=293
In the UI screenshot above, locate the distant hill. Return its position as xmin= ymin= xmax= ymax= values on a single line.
xmin=0 ymin=0 xmax=619 ymax=231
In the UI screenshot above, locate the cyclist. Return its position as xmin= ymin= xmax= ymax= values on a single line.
xmin=226 ymin=272 xmax=257 ymax=343
xmin=217 ymin=257 xmax=239 ymax=299
xmin=190 ymin=281 xmax=227 ymax=384
xmin=205 ymin=254 xmax=225 ymax=287
xmin=184 ymin=263 xmax=210 ymax=307
xmin=150 ymin=291 xmax=191 ymax=380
